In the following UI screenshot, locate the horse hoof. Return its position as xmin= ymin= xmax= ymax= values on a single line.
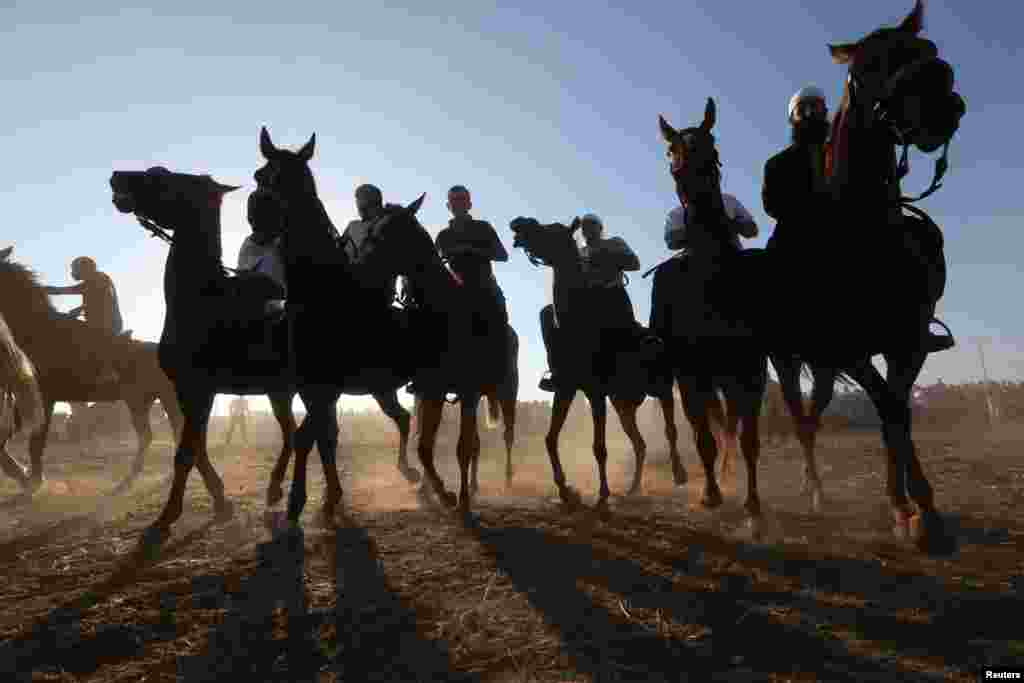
xmin=559 ymin=487 xmax=582 ymax=512
xmin=213 ymin=500 xmax=235 ymax=523
xmin=672 ymin=466 xmax=688 ymax=487
xmin=912 ymin=513 xmax=958 ymax=557
xmin=266 ymin=485 xmax=284 ymax=508
xmin=139 ymin=525 xmax=170 ymax=551
xmin=441 ymin=491 xmax=458 ymax=509
xmin=27 ymin=475 xmax=45 ymax=494
xmin=701 ymin=489 xmax=723 ymax=509
xmin=596 ymin=500 xmax=612 ymax=522
xmin=318 ymin=509 xmax=336 ymax=529
xmin=747 ymin=517 xmax=763 ymax=542
xmin=398 ymin=463 xmax=422 ymax=485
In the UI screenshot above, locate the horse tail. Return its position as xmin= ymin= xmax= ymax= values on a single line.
xmin=800 ymin=361 xmax=856 ymax=389
xmin=0 ymin=314 xmax=43 ymax=437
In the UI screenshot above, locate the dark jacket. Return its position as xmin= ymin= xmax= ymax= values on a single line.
xmin=762 ymin=143 xmax=829 ymax=252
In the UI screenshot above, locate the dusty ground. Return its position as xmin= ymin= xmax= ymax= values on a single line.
xmin=0 ymin=420 xmax=1022 ymax=682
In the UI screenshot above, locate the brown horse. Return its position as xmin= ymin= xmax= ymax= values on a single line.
xmin=655 ymin=1 xmax=964 ymax=554
xmin=0 ymin=247 xmax=183 ymax=497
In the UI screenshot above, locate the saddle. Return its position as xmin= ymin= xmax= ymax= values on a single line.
xmin=221 ymin=270 xmax=288 ymax=325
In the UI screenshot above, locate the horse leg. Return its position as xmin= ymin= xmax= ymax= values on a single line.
xmin=611 ymin=397 xmax=646 ymax=497
xmin=0 ymin=435 xmax=30 ymax=490
xmin=26 ymin=399 xmax=54 ymax=493
xmin=416 ymin=397 xmax=455 ymax=508
xmin=112 ymin=395 xmax=153 ymax=495
xmin=374 ymin=390 xmax=420 ymax=484
xmin=147 ymin=389 xmax=214 ymax=542
xmin=802 ymin=365 xmax=837 ymax=512
xmin=192 ymin=402 xmax=232 ymax=523
xmin=711 ymin=392 xmax=736 ymax=482
xmin=843 ymin=359 xmax=918 ymax=540
xmin=314 ymin=394 xmax=343 ymax=528
xmin=590 ymin=393 xmax=612 ymax=515
xmin=500 ymin=390 xmax=517 ymax=489
xmin=457 ymin=394 xmax=480 ymax=514
xmin=546 ymin=387 xmax=580 ymax=510
xmin=883 ymin=351 xmax=955 ymax=556
xmin=284 ymin=390 xmax=322 ymax=527
xmin=677 ymin=373 xmax=722 ymax=508
xmin=658 ymin=391 xmax=685 ymax=486
xmin=773 ymin=356 xmax=817 ymax=492
xmin=266 ymin=391 xmax=296 ymax=507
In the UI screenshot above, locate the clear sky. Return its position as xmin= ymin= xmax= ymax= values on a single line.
xmin=2 ymin=1 xmax=1020 ymax=416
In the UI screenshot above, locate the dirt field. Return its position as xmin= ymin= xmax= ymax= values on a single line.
xmin=1 ymin=419 xmax=1022 ymax=682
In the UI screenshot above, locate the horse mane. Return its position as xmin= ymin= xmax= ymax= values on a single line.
xmin=0 ymin=258 xmax=60 ymax=326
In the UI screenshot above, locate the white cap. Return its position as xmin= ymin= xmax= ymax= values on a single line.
xmin=788 ymin=86 xmax=826 ymax=120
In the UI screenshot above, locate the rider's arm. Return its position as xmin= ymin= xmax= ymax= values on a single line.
xmin=606 ymin=237 xmax=640 ymax=271
xmin=482 ymin=221 xmax=509 ymax=262
xmin=761 ymin=156 xmax=785 ymax=221
xmin=67 ymin=306 xmax=84 ymax=318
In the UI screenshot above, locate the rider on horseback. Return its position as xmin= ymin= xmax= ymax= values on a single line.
xmin=435 ymin=184 xmax=510 ymax=344
xmin=538 ymin=214 xmax=644 ymax=392
xmin=43 ymin=256 xmax=125 ymax=386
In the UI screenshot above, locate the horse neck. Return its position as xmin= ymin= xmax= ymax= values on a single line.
xmin=831 ymin=96 xmax=901 ymax=214
xmin=549 ymin=247 xmax=586 ymax=326
xmin=164 ymin=207 xmax=225 ymax=311
xmin=677 ymin=178 xmax=733 ymax=249
xmin=283 ymin=194 xmax=339 ymax=262
xmin=0 ymin=264 xmax=59 ymax=332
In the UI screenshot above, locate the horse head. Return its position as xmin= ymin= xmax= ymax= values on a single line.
xmin=110 ymin=166 xmax=241 ymax=233
xmin=828 ymin=0 xmax=964 ymax=173
xmin=509 ymin=217 xmax=580 ymax=270
xmin=658 ymin=98 xmax=722 ymax=205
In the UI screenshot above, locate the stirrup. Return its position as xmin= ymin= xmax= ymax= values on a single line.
xmin=925 ymin=318 xmax=955 ymax=353
xmin=538 ymin=372 xmax=557 ymax=392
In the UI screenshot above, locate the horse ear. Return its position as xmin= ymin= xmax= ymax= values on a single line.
xmin=406 ymin=193 xmax=426 ymax=214
xmin=701 ymin=98 xmax=716 ymax=133
xmin=213 ymin=182 xmax=242 ymax=194
xmin=0 ymin=246 xmax=12 ymax=261
xmin=658 ymin=114 xmax=677 ymax=143
xmin=829 ymin=42 xmax=860 ymax=64
xmin=899 ymin=0 xmax=925 ymax=35
xmin=298 ymin=133 xmax=316 ymax=162
xmin=260 ymin=127 xmax=277 ymax=159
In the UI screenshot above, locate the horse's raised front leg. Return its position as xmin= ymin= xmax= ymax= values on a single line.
xmin=314 ymin=395 xmax=343 ymax=528
xmin=112 ymin=395 xmax=153 ymax=495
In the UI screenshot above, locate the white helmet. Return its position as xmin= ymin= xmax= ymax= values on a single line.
xmin=788 ymin=86 xmax=826 ymax=120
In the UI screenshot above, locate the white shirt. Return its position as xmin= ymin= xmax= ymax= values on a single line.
xmin=664 ymin=193 xmax=758 ymax=252
xmin=238 ymin=235 xmax=287 ymax=294
xmin=230 ymin=398 xmax=248 ymax=417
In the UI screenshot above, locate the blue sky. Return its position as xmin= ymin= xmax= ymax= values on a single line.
xmin=1 ymin=1 xmax=1020 ymax=416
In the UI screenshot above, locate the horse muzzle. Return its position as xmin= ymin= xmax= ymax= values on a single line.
xmin=112 ymin=192 xmax=136 ymax=213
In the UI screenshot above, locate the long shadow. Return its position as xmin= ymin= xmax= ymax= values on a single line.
xmin=326 ymin=517 xmax=481 ymax=683
xmin=177 ymin=516 xmax=480 ymax=682
xmin=0 ymin=520 xmax=221 ymax=678
xmin=469 ymin=513 xmax=961 ymax=681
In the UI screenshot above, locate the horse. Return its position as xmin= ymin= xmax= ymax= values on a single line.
xmin=655 ymin=0 xmax=965 ymax=555
xmin=0 ymin=311 xmax=45 ymax=465
xmin=509 ymin=216 xmax=694 ymax=512
xmin=0 ymin=247 xmax=183 ymax=497
xmin=250 ymin=128 xmax=521 ymax=518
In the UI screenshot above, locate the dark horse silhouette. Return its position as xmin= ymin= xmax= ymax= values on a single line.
xmin=653 ymin=1 xmax=965 ymax=555
xmin=0 ymin=247 xmax=183 ymax=497
xmin=1 ymin=310 xmax=45 ymax=449
xmin=109 ymin=160 xmax=435 ymax=540
xmin=250 ymin=128 xmax=519 ymax=517
xmin=509 ymin=217 xmax=695 ymax=510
